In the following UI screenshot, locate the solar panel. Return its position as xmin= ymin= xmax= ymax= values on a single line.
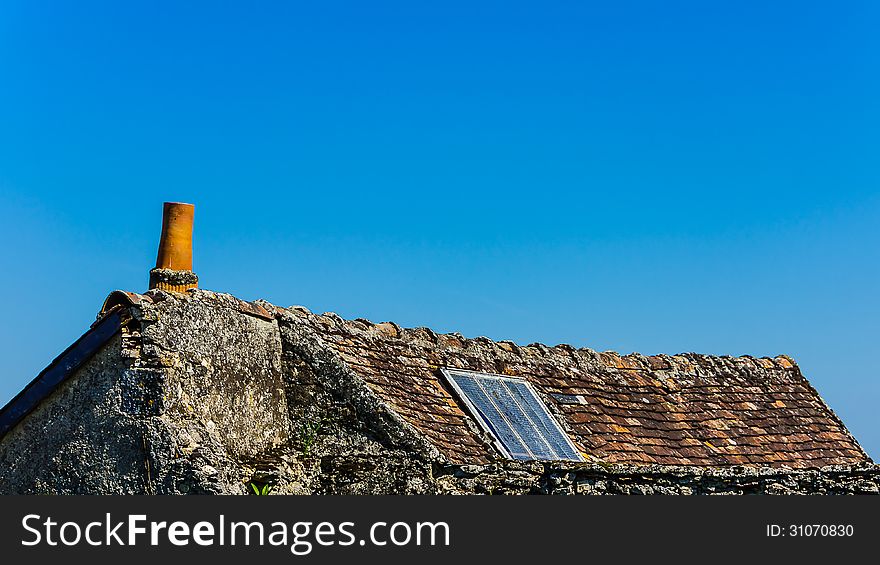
xmin=441 ymin=369 xmax=582 ymax=461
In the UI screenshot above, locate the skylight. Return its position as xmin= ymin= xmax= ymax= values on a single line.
xmin=441 ymin=368 xmax=582 ymax=461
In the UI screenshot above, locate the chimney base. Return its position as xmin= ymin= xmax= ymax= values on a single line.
xmin=149 ymin=268 xmax=199 ymax=293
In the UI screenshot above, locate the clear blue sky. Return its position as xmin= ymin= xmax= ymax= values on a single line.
xmin=1 ymin=1 xmax=878 ymax=459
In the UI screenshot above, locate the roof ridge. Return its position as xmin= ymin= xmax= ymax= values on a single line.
xmin=270 ymin=300 xmax=800 ymax=371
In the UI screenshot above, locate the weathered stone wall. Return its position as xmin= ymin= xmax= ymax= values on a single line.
xmin=127 ymin=291 xmax=291 ymax=494
xmin=433 ymin=461 xmax=880 ymax=495
xmin=135 ymin=292 xmax=288 ymax=465
xmin=0 ymin=334 xmax=150 ymax=494
xmin=0 ymin=291 xmax=292 ymax=494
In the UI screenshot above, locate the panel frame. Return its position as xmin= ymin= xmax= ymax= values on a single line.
xmin=440 ymin=367 xmax=583 ymax=462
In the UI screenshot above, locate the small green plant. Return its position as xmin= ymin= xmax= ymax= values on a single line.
xmin=249 ymin=482 xmax=274 ymax=496
xmin=298 ymin=415 xmax=327 ymax=456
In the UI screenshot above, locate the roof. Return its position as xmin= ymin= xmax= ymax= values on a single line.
xmin=284 ymin=305 xmax=869 ymax=468
xmin=1 ymin=289 xmax=870 ymax=469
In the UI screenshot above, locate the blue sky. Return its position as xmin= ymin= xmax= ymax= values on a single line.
xmin=1 ymin=1 xmax=878 ymax=458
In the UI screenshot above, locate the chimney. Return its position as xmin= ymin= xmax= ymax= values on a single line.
xmin=149 ymin=202 xmax=198 ymax=292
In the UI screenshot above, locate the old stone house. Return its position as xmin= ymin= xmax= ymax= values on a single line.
xmin=0 ymin=203 xmax=876 ymax=494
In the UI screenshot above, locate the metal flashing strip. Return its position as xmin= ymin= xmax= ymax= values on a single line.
xmin=0 ymin=310 xmax=124 ymax=440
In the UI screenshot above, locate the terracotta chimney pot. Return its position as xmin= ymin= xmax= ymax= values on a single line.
xmin=149 ymin=202 xmax=198 ymax=292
